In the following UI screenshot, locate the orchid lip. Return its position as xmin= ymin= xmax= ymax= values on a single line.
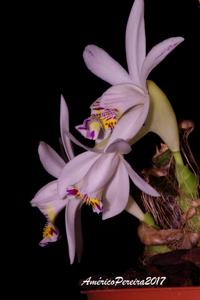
xmin=39 ymin=222 xmax=59 ymax=247
xmin=66 ymin=187 xmax=103 ymax=214
xmin=77 ymin=101 xmax=120 ymax=141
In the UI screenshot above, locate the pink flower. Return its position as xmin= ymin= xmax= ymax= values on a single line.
xmin=78 ymin=0 xmax=183 ymax=145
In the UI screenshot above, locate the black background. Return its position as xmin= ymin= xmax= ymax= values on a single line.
xmin=16 ymin=0 xmax=200 ymax=298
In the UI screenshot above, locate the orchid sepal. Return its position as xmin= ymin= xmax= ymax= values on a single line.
xmin=60 ymin=95 xmax=75 ymax=160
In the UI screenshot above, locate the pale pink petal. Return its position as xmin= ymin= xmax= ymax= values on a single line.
xmin=58 ymin=151 xmax=101 ymax=198
xmin=31 ymin=181 xmax=67 ymax=221
xmin=38 ymin=142 xmax=65 ymax=178
xmin=75 ymin=204 xmax=83 ymax=262
xmin=123 ymin=159 xmax=160 ymax=197
xmin=38 ymin=198 xmax=68 ymax=222
xmin=141 ymin=37 xmax=184 ymax=86
xmin=105 ymin=96 xmax=149 ymax=148
xmin=81 ymin=153 xmax=119 ymax=194
xmin=60 ymin=95 xmax=74 ymax=160
xmin=100 ymin=83 xmax=146 ymax=114
xmin=65 ymin=198 xmax=82 ymax=264
xmin=103 ymin=159 xmax=129 ymax=219
xmin=106 ymin=139 xmax=132 ymax=154
xmin=31 ymin=181 xmax=58 ymax=205
xmin=83 ymin=45 xmax=132 ymax=85
xmin=126 ymin=0 xmax=146 ymax=85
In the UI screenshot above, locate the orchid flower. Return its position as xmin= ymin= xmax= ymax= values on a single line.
xmin=31 ymin=96 xmax=84 ymax=264
xmin=80 ymin=0 xmax=198 ymax=214
xmin=58 ymin=133 xmax=160 ymax=221
xmin=77 ymin=0 xmax=183 ymax=150
xmin=32 ymin=96 xmax=157 ymax=263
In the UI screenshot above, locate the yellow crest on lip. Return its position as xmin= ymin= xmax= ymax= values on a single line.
xmin=43 ymin=223 xmax=57 ymax=238
xmin=100 ymin=116 xmax=117 ymax=129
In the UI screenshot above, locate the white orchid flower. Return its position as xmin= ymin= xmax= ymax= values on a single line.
xmin=32 ymin=96 xmax=158 ymax=263
xmin=58 ymin=133 xmax=159 ymax=221
xmin=77 ymin=0 xmax=183 ymax=151
xmin=31 ymin=96 xmax=84 ymax=264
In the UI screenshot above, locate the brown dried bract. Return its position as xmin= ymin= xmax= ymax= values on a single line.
xmin=182 ymin=199 xmax=200 ymax=222
xmin=138 ymin=223 xmax=182 ymax=246
xmin=191 ymin=199 xmax=200 ymax=208
xmin=138 ymin=223 xmax=200 ymax=251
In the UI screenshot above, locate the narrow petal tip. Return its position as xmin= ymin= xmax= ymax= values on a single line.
xmin=141 ymin=36 xmax=185 ymax=84
xmin=83 ymin=45 xmax=97 ymax=61
xmin=60 ymin=94 xmax=67 ymax=111
xmin=150 ymin=190 xmax=160 ymax=198
xmin=60 ymin=94 xmax=65 ymax=103
xmin=176 ymin=36 xmax=184 ymax=43
xmin=169 ymin=36 xmax=185 ymax=48
xmin=38 ymin=141 xmax=46 ymax=155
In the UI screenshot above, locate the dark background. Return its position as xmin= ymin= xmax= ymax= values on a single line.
xmin=17 ymin=0 xmax=200 ymax=298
